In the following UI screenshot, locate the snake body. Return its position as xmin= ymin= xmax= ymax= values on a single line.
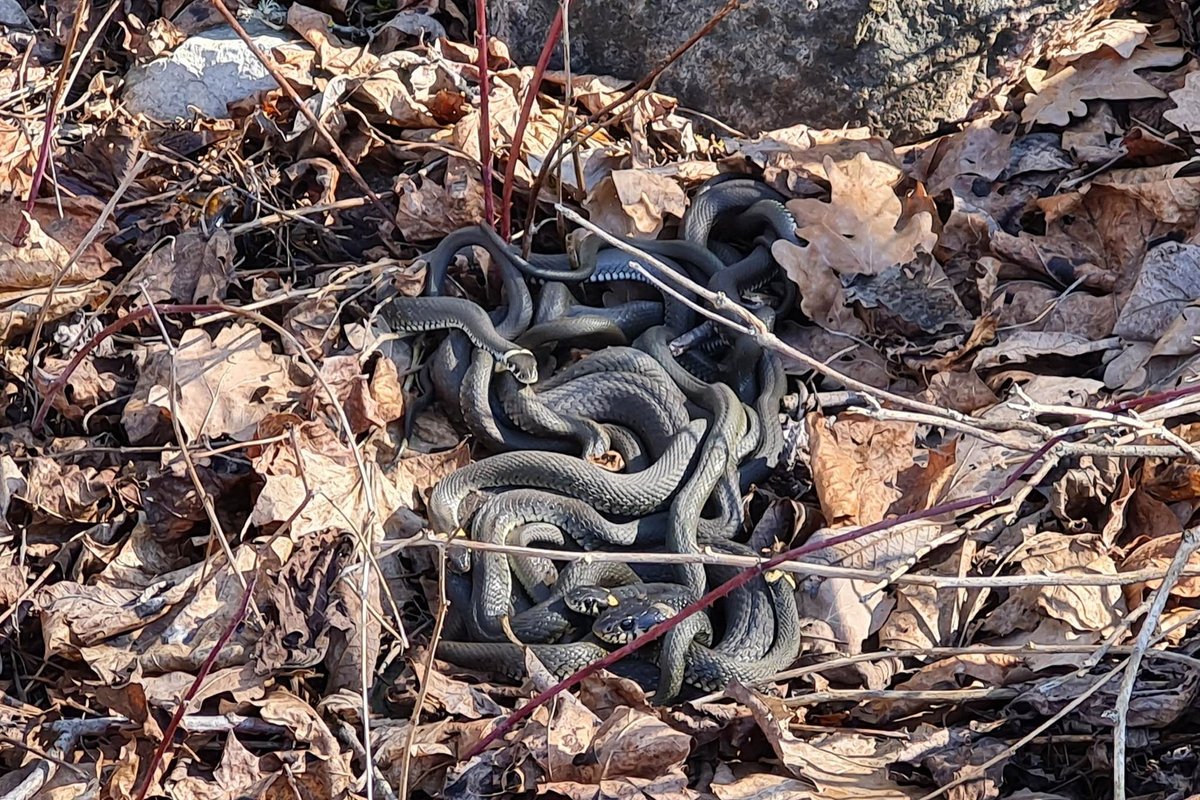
xmin=392 ymin=178 xmax=801 ymax=698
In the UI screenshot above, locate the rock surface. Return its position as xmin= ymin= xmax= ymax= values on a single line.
xmin=0 ymin=0 xmax=30 ymax=28
xmin=489 ymin=0 xmax=1124 ymax=142
xmin=122 ymin=22 xmax=298 ymax=121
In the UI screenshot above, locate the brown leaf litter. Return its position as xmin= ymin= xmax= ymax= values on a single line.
xmin=8 ymin=4 xmax=1200 ymax=800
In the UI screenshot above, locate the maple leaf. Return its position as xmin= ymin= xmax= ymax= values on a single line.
xmin=1021 ymin=41 xmax=1186 ymax=126
xmin=779 ymin=153 xmax=936 ymax=280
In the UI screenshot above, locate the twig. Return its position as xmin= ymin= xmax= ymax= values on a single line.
xmin=1111 ymin=526 xmax=1200 ymax=800
xmin=474 ymin=0 xmax=495 ymax=230
xmin=398 ymin=542 xmax=449 ymax=800
xmin=205 ymin=0 xmax=395 ymax=235
xmin=25 ymin=150 xmax=147 ymax=370
xmin=134 ymin=569 xmax=258 ymax=800
xmin=518 ymin=0 xmax=744 ymax=246
xmin=783 ymin=686 xmax=1020 ymax=707
xmin=384 ymin=532 xmax=1200 ymax=590
xmin=226 ymin=192 xmax=395 ymax=236
xmin=462 ymin=435 xmax=1066 ymax=759
xmin=556 ymin=204 xmax=1026 ymax=429
xmin=499 ymin=1 xmax=572 ymax=240
xmin=11 ymin=0 xmax=90 ymax=245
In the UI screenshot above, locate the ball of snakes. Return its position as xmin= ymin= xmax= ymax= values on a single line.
xmin=383 ymin=176 xmax=802 ymax=701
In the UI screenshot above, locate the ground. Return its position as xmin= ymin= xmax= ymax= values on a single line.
xmin=2 ymin=2 xmax=1200 ymax=799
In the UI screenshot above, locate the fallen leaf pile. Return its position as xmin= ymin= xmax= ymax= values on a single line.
xmin=5 ymin=2 xmax=1200 ymax=799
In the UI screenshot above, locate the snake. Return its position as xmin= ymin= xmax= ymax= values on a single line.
xmin=392 ymin=177 xmax=801 ymax=696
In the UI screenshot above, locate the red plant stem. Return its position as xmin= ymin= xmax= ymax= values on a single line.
xmin=13 ymin=0 xmax=89 ymax=246
xmin=475 ymin=0 xmax=496 ymax=230
xmin=32 ymin=303 xmax=222 ymax=432
xmin=499 ymin=2 xmax=572 ymax=240
xmin=463 ymin=380 xmax=1200 ymax=758
xmin=134 ymin=569 xmax=258 ymax=800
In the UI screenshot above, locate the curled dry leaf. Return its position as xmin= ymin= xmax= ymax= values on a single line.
xmin=119 ymin=229 xmax=234 ymax=305
xmin=0 ymin=198 xmax=119 ymax=343
xmin=287 ymin=4 xmax=377 ymax=76
xmin=584 ymin=169 xmax=688 ymax=238
xmin=304 ymin=354 xmax=393 ymax=434
xmin=394 ymin=156 xmax=486 ymax=240
xmin=983 ymin=532 xmax=1125 ymax=639
xmin=725 ymin=684 xmax=922 ymax=799
xmin=906 ymin=112 xmax=1015 ymax=198
xmin=1121 ymin=530 xmax=1200 ymax=604
xmin=20 ymin=458 xmax=117 ymax=523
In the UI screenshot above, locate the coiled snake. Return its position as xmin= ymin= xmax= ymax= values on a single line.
xmin=385 ymin=176 xmax=801 ymax=700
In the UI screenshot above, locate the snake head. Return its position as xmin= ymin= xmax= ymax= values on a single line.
xmin=500 ymin=348 xmax=539 ymax=384
xmin=564 ymin=586 xmax=619 ymax=616
xmin=593 ymin=602 xmax=669 ymax=644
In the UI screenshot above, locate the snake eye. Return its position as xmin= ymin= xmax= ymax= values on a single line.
xmin=619 ymin=617 xmax=635 ymax=631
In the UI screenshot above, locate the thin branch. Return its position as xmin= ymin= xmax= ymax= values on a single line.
xmin=1112 ymin=526 xmax=1200 ymax=800
xmin=783 ymin=686 xmax=1020 ymax=707
xmin=499 ymin=4 xmax=572 ymax=239
xmin=475 ymin=0 xmax=495 ymax=230
xmin=11 ymin=0 xmax=91 ymax=245
xmin=385 ymin=532 xmax=1200 ymax=590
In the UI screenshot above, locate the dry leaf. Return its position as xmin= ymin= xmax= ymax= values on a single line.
xmin=807 ymin=412 xmax=916 ymax=525
xmin=1053 ymin=18 xmax=1151 ymax=62
xmin=781 ymin=153 xmax=937 ymax=280
xmin=1121 ymin=531 xmax=1200 ymax=604
xmin=726 ymin=684 xmax=922 ymax=799
xmin=1164 ymin=69 xmax=1200 ymax=132
xmin=584 ymin=169 xmax=687 ymax=238
xmin=0 ymin=120 xmax=36 ymax=196
xmin=1021 ymin=42 xmax=1186 ymax=126
xmin=394 ymin=156 xmax=486 ymax=240
xmin=119 ymin=228 xmax=234 ymax=304
xmin=124 ymin=322 xmax=295 ymax=443
xmin=0 ymin=198 xmax=119 ymax=343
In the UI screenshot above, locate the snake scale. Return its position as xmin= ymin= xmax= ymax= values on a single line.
xmin=383 ymin=176 xmax=802 ymax=700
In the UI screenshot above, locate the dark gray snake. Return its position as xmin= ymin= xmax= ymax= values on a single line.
xmin=385 ymin=176 xmax=800 ymax=699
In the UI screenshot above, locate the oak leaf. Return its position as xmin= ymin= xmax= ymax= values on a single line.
xmin=1021 ymin=42 xmax=1185 ymax=126
xmin=780 ymin=153 xmax=936 ymax=281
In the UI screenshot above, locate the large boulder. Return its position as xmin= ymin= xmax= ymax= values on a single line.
xmin=489 ymin=0 xmax=1126 ymax=142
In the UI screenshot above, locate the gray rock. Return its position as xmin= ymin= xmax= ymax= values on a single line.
xmin=122 ymin=22 xmax=297 ymax=121
xmin=0 ymin=0 xmax=31 ymax=28
xmin=490 ymin=0 xmax=1116 ymax=143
